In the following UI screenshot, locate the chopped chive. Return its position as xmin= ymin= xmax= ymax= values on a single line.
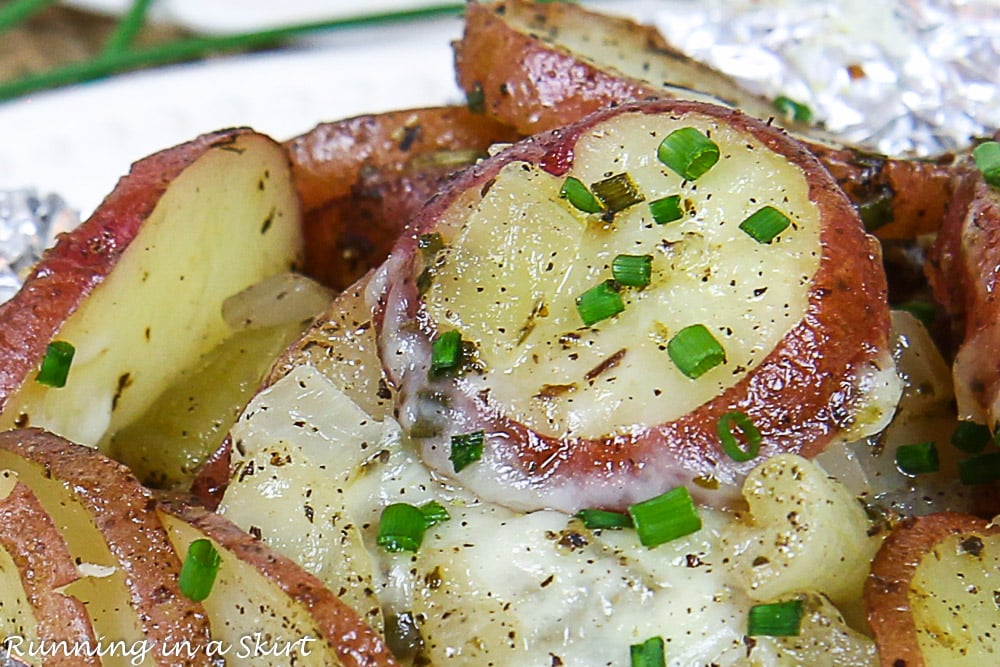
xmin=560 ymin=176 xmax=604 ymax=214
xmin=740 ymin=206 xmax=791 ymax=244
xmin=178 ymin=539 xmax=222 ymax=602
xmin=773 ymin=95 xmax=813 ymax=124
xmin=377 ymin=503 xmax=428 ymax=552
xmin=667 ymin=324 xmax=726 ymax=379
xmin=857 ymin=190 xmax=894 ymax=232
xmin=649 ymin=194 xmax=684 ymax=224
xmin=973 ymin=141 xmax=1000 ymax=188
xmin=612 ymin=254 xmax=653 ymax=288
xmin=895 ymin=300 xmax=937 ymax=329
xmin=630 ymin=636 xmax=666 ymax=667
xmin=576 ymin=280 xmax=625 ymax=327
xmin=466 ymin=82 xmax=485 ymax=114
xmin=36 ymin=340 xmax=75 ymax=388
xmin=419 ymin=500 xmax=451 ymax=528
xmin=951 ymin=421 xmax=992 ymax=454
xmin=958 ymin=451 xmax=1000 ymax=485
xmin=895 ymin=441 xmax=940 ymax=475
xmin=657 ymin=127 xmax=720 ymax=181
xmin=716 ymin=412 xmax=762 ymax=462
xmin=590 ymin=172 xmax=644 ymax=213
xmin=450 ymin=430 xmax=485 ymax=473
xmin=748 ymin=599 xmax=804 ymax=637
xmin=574 ymin=508 xmax=634 ymax=530
xmin=430 ymin=330 xmax=463 ymax=377
xmin=417 ymin=232 xmax=444 ymax=259
xmin=627 ymin=487 xmax=701 ymax=548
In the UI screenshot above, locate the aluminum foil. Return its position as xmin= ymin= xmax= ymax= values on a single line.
xmin=653 ymin=0 xmax=1000 ymax=157
xmin=0 ymin=189 xmax=79 ymax=304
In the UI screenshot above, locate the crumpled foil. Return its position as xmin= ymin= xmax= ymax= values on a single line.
xmin=0 ymin=189 xmax=79 ymax=304
xmin=653 ymin=0 xmax=1000 ymax=157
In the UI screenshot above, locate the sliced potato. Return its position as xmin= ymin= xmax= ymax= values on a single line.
xmin=0 ymin=470 xmax=100 ymax=667
xmin=0 ymin=129 xmax=301 ymax=450
xmin=865 ymin=512 xmax=1000 ymax=666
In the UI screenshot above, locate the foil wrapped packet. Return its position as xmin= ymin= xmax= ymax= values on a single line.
xmin=0 ymin=189 xmax=79 ymax=304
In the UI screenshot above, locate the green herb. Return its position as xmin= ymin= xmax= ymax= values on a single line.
xmin=36 ymin=341 xmax=75 ymax=388
xmin=740 ymin=206 xmax=791 ymax=244
xmin=102 ymin=0 xmax=154 ymax=57
xmin=716 ymin=411 xmax=762 ymax=462
xmin=773 ymin=95 xmax=813 ymax=123
xmin=630 ymin=636 xmax=666 ymax=667
xmin=466 ymin=82 xmax=485 ymax=114
xmin=377 ymin=503 xmax=428 ymax=552
xmin=178 ymin=538 xmax=222 ymax=602
xmin=657 ymin=127 xmax=720 ymax=181
xmin=0 ymin=0 xmax=56 ymax=35
xmin=430 ymin=330 xmax=463 ymax=377
xmin=649 ymin=194 xmax=684 ymax=224
xmin=576 ymin=280 xmax=625 ymax=326
xmin=973 ymin=141 xmax=1000 ymax=188
xmin=612 ymin=254 xmax=653 ymax=288
xmin=574 ymin=508 xmax=633 ymax=530
xmin=590 ymin=172 xmax=644 ymax=214
xmin=667 ymin=324 xmax=726 ymax=379
xmin=951 ymin=421 xmax=992 ymax=454
xmin=857 ymin=190 xmax=894 ymax=232
xmin=627 ymin=487 xmax=701 ymax=548
xmin=748 ymin=599 xmax=804 ymax=636
xmin=417 ymin=232 xmax=444 ymax=259
xmin=895 ymin=300 xmax=936 ymax=329
xmin=450 ymin=430 xmax=485 ymax=473
xmin=895 ymin=441 xmax=940 ymax=475
xmin=419 ymin=500 xmax=451 ymax=528
xmin=560 ymin=176 xmax=604 ymax=214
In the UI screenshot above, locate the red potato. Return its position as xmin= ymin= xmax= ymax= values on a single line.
xmin=865 ymin=512 xmax=1000 ymax=666
xmin=372 ymin=98 xmax=900 ymax=513
xmin=453 ymin=0 xmax=958 ymax=241
xmin=0 ymin=472 xmax=100 ymax=667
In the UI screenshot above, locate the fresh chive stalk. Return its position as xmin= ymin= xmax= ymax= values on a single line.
xmin=450 ymin=430 xmax=485 ymax=473
xmin=747 ymin=599 xmax=805 ymax=637
xmin=576 ymin=280 xmax=625 ymax=327
xmin=590 ymin=172 xmax=644 ymax=213
xmin=627 ymin=486 xmax=701 ymax=548
xmin=657 ymin=127 xmax=720 ymax=181
xmin=612 ymin=254 xmax=653 ymax=288
xmin=36 ymin=340 xmax=75 ymax=388
xmin=740 ymin=206 xmax=791 ymax=244
xmin=667 ymin=324 xmax=726 ymax=379
xmin=716 ymin=411 xmax=762 ymax=462
xmin=178 ymin=538 xmax=222 ymax=602
xmin=102 ymin=0 xmax=154 ymax=57
xmin=773 ymin=95 xmax=813 ymax=123
xmin=0 ymin=0 xmax=57 ymax=36
xmin=649 ymin=194 xmax=684 ymax=224
xmin=894 ymin=441 xmax=940 ymax=475
xmin=560 ymin=176 xmax=604 ymax=214
xmin=574 ymin=508 xmax=633 ymax=530
xmin=630 ymin=636 xmax=666 ymax=667
xmin=973 ymin=141 xmax=1000 ymax=188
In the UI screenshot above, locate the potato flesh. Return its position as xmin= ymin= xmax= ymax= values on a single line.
xmin=424 ymin=112 xmax=820 ymax=438
xmin=0 ymin=473 xmax=41 ymax=659
xmin=0 ymin=134 xmax=300 ymax=448
xmin=909 ymin=531 xmax=1000 ymax=663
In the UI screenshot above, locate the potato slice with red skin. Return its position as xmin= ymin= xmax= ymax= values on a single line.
xmin=454 ymin=0 xmax=957 ymax=241
xmin=372 ymin=98 xmax=896 ymax=512
xmin=156 ymin=498 xmax=399 ymax=667
xmin=0 ymin=428 xmax=212 ymax=666
xmin=865 ymin=512 xmax=1000 ymax=666
xmin=0 ymin=472 xmax=100 ymax=667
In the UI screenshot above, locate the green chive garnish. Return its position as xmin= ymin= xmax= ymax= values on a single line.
xmin=430 ymin=330 xmax=463 ymax=377
xmin=716 ymin=411 xmax=762 ymax=462
xmin=612 ymin=254 xmax=653 ymax=288
xmin=560 ymin=176 xmax=604 ymax=214
xmin=419 ymin=500 xmax=451 ymax=528
xmin=417 ymin=232 xmax=444 ymax=259
xmin=667 ymin=324 xmax=726 ymax=379
xmin=951 ymin=421 xmax=992 ymax=454
xmin=895 ymin=441 xmax=940 ymax=475
xmin=590 ymin=172 xmax=645 ymax=213
xmin=36 ymin=340 xmax=75 ymax=388
xmin=773 ymin=95 xmax=813 ymax=124
xmin=959 ymin=451 xmax=1000 ymax=485
xmin=576 ymin=280 xmax=625 ymax=327
xmin=574 ymin=508 xmax=634 ymax=530
xmin=627 ymin=486 xmax=701 ymax=548
xmin=377 ymin=503 xmax=428 ymax=552
xmin=649 ymin=194 xmax=684 ymax=224
xmin=747 ymin=599 xmax=804 ymax=637
xmin=630 ymin=636 xmax=666 ymax=667
xmin=450 ymin=430 xmax=485 ymax=473
xmin=895 ymin=300 xmax=937 ymax=329
xmin=657 ymin=127 xmax=720 ymax=181
xmin=178 ymin=538 xmax=222 ymax=602
xmin=973 ymin=141 xmax=1000 ymax=188
xmin=739 ymin=206 xmax=791 ymax=244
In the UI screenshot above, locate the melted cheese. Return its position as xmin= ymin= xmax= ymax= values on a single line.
xmin=423 ymin=112 xmax=820 ymax=438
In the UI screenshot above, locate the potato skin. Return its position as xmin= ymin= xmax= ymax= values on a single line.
xmin=0 ymin=129 xmax=266 ymax=416
xmin=865 ymin=512 xmax=1000 ymax=667
xmin=376 ymin=98 xmax=892 ymax=510
xmin=0 ymin=477 xmax=100 ymax=667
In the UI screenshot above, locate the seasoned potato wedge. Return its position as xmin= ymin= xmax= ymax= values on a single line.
xmin=0 ymin=129 xmax=302 ymax=450
xmin=865 ymin=512 xmax=1000 ymax=666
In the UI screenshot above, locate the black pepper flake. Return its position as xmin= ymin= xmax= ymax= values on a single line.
xmin=960 ymin=535 xmax=985 ymax=558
